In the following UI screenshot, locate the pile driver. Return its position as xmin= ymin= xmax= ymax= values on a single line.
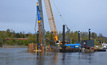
xmin=36 ymin=0 xmax=71 ymax=50
xmin=36 ymin=3 xmax=43 ymax=49
xmin=37 ymin=0 xmax=59 ymax=46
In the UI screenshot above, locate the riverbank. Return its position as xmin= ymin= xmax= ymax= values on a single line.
xmin=0 ymin=45 xmax=28 ymax=48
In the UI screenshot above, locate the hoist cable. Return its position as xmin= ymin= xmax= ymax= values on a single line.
xmin=34 ymin=1 xmax=38 ymax=34
xmin=51 ymin=0 xmax=70 ymax=30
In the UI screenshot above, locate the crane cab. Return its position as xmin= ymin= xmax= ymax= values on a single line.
xmin=55 ymin=40 xmax=60 ymax=45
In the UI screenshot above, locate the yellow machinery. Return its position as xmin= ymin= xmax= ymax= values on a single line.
xmin=44 ymin=0 xmax=59 ymax=44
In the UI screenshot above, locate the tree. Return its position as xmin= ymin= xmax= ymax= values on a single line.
xmin=92 ymin=32 xmax=97 ymax=39
xmin=0 ymin=31 xmax=5 ymax=45
xmin=99 ymin=37 xmax=103 ymax=43
xmin=99 ymin=33 xmax=103 ymax=37
xmin=6 ymin=29 xmax=11 ymax=38
xmin=70 ymin=31 xmax=73 ymax=44
xmin=58 ymin=32 xmax=62 ymax=40
xmin=81 ymin=32 xmax=88 ymax=40
xmin=81 ymin=32 xmax=88 ymax=38
xmin=72 ymin=31 xmax=78 ymax=43
xmin=98 ymin=33 xmax=103 ymax=43
xmin=28 ymin=34 xmax=33 ymax=42
xmin=7 ymin=34 xmax=15 ymax=45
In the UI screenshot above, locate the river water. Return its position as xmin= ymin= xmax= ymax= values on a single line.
xmin=0 ymin=48 xmax=107 ymax=65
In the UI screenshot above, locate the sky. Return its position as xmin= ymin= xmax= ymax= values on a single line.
xmin=0 ymin=0 xmax=107 ymax=37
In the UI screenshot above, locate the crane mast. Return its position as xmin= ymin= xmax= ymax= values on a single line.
xmin=38 ymin=0 xmax=46 ymax=48
xmin=37 ymin=3 xmax=43 ymax=49
xmin=44 ymin=0 xmax=58 ymax=42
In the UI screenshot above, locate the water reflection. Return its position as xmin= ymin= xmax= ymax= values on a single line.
xmin=62 ymin=53 xmax=65 ymax=61
xmin=37 ymin=52 xmax=43 ymax=65
xmin=78 ymin=52 xmax=81 ymax=60
xmin=28 ymin=49 xmax=94 ymax=65
xmin=0 ymin=48 xmax=107 ymax=65
xmin=28 ymin=50 xmax=59 ymax=65
xmin=81 ymin=53 xmax=93 ymax=64
xmin=53 ymin=52 xmax=58 ymax=65
xmin=62 ymin=53 xmax=65 ymax=65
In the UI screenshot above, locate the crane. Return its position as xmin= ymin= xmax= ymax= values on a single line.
xmin=44 ymin=0 xmax=59 ymax=44
xmin=37 ymin=3 xmax=43 ymax=49
xmin=38 ymin=0 xmax=46 ymax=48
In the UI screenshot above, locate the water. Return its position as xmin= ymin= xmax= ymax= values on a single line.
xmin=0 ymin=48 xmax=107 ymax=65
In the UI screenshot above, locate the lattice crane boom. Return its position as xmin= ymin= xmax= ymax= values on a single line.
xmin=44 ymin=0 xmax=58 ymax=42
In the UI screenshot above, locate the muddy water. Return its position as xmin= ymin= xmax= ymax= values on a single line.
xmin=0 ymin=48 xmax=107 ymax=65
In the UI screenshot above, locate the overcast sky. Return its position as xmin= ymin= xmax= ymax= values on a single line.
xmin=0 ymin=0 xmax=107 ymax=37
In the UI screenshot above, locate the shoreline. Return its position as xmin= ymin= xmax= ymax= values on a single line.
xmin=0 ymin=46 xmax=28 ymax=48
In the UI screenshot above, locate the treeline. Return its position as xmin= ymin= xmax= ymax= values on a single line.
xmin=57 ymin=31 xmax=106 ymax=45
xmin=0 ymin=29 xmax=106 ymax=46
xmin=0 ymin=29 xmax=37 ymax=46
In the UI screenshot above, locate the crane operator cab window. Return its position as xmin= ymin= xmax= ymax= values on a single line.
xmin=55 ymin=40 xmax=60 ymax=45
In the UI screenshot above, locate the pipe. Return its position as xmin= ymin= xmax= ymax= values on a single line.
xmin=89 ymin=29 xmax=91 ymax=40
xmin=62 ymin=25 xmax=66 ymax=50
xmin=78 ymin=31 xmax=80 ymax=43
